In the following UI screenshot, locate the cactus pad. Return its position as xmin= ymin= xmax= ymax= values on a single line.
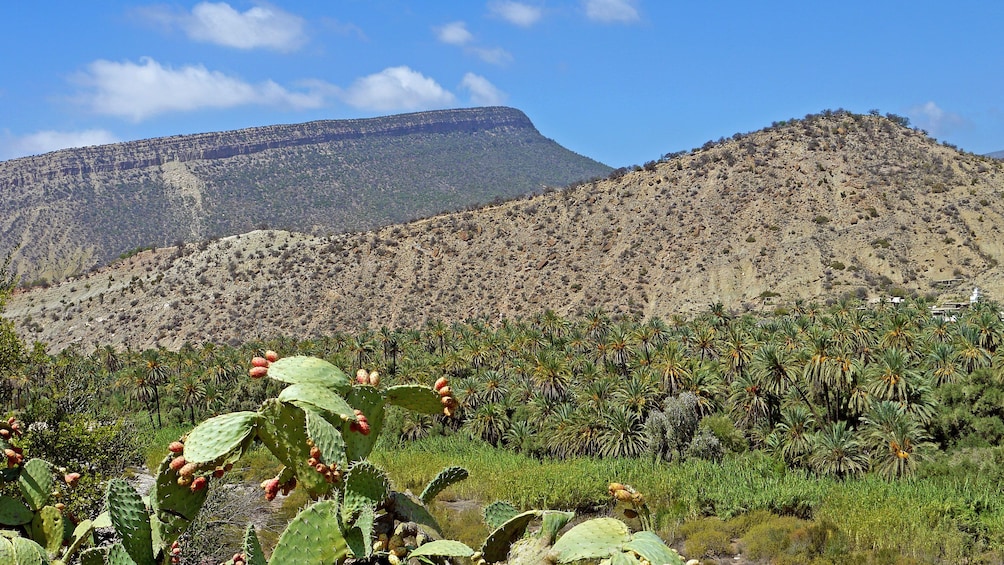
xmin=65 ymin=519 xmax=95 ymax=564
xmin=409 ymin=539 xmax=475 ymax=559
xmin=342 ymin=460 xmax=389 ymax=522
xmin=480 ymin=510 xmax=543 ymax=564
xmin=482 ymin=501 xmax=520 ymax=532
xmin=419 ymin=466 xmax=469 ymax=504
xmin=256 ymin=399 xmax=329 ymax=497
xmin=278 ymin=383 xmax=357 ymax=421
xmin=622 ymin=531 xmax=684 ymax=565
xmin=29 ymin=504 xmax=65 ymax=556
xmin=105 ymin=542 xmax=140 ymax=565
xmin=0 ymin=495 xmax=33 ymax=525
xmin=548 ymin=517 xmax=631 ymax=563
xmin=18 ymin=459 xmax=54 ymax=511
xmin=539 ymin=511 xmax=575 ymax=544
xmin=79 ymin=546 xmax=108 ymax=565
xmin=10 ymin=536 xmax=48 ymax=564
xmin=0 ymin=538 xmax=12 ymax=565
xmin=304 ymin=408 xmax=348 ymax=469
xmin=106 ymin=479 xmax=155 ymax=565
xmin=151 ymin=455 xmax=209 ymax=531
xmin=385 ymin=384 xmax=444 ymax=414
xmin=182 ymin=411 xmax=258 ymax=466
xmin=268 ymin=499 xmax=348 ymax=564
xmin=344 ymin=505 xmax=374 ymax=559
xmin=242 ymin=524 xmax=266 ymax=565
xmin=341 ymin=387 xmax=385 ymax=461
xmin=387 ymin=491 xmax=441 ymax=535
xmin=266 ymin=356 xmax=351 ymax=393
xmin=607 ymin=552 xmax=642 ymax=565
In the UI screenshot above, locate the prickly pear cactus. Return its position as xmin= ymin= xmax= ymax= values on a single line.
xmin=242 ymin=524 xmax=267 ymax=565
xmin=106 ymin=479 xmax=154 ymax=565
xmin=265 ymin=356 xmax=352 ymax=393
xmin=278 ymin=383 xmax=357 ymax=421
xmin=408 ymin=539 xmax=475 ymax=559
xmin=0 ymin=495 xmax=33 ymax=525
xmin=18 ymin=458 xmax=54 ymax=511
xmin=28 ymin=504 xmax=64 ymax=557
xmin=419 ymin=465 xmax=469 ymax=504
xmin=482 ymin=501 xmax=520 ymax=532
xmin=548 ymin=517 xmax=631 ymax=562
xmin=8 ymin=536 xmax=49 ymax=565
xmin=268 ymin=499 xmax=347 ymax=565
xmin=340 ymin=387 xmax=385 ymax=462
xmin=182 ymin=411 xmax=258 ymax=466
xmin=385 ymin=384 xmax=444 ymax=414
xmin=341 ymin=460 xmax=389 ymax=522
xmin=149 ymin=454 xmax=209 ymax=546
xmin=256 ymin=399 xmax=330 ymax=497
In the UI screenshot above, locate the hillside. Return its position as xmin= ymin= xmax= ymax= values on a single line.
xmin=989 ymin=150 xmax=1004 ymax=160
xmin=8 ymin=111 xmax=1004 ymax=351
xmin=0 ymin=107 xmax=610 ymax=283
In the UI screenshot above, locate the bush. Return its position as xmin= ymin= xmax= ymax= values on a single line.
xmin=700 ymin=415 xmax=747 ymax=454
xmin=678 ymin=517 xmax=733 ymax=558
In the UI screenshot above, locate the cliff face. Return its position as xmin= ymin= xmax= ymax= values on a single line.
xmin=0 ymin=107 xmax=609 ymax=282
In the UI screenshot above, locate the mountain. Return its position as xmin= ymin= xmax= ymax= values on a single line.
xmin=0 ymin=107 xmax=610 ymax=283
xmin=988 ymin=150 xmax=1004 ymax=160
xmin=8 ymin=110 xmax=1004 ymax=351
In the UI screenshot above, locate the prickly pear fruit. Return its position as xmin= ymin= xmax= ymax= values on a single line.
xmin=434 ymin=377 xmax=449 ymax=391
xmin=369 ymin=371 xmax=380 ymax=387
xmin=309 ymin=446 xmax=322 ymax=460
xmin=262 ymin=478 xmax=280 ymax=501
xmin=213 ymin=468 xmax=225 ymax=478
xmin=169 ymin=456 xmax=187 ymax=471
xmin=190 ymin=476 xmax=208 ymax=492
xmin=356 ymin=369 xmax=369 ymax=384
xmin=168 ymin=441 xmax=185 ymax=453
xmin=64 ymin=472 xmax=81 ymax=487
xmin=249 ymin=366 xmax=268 ymax=379
xmin=613 ymin=489 xmax=633 ymax=502
xmin=265 ymin=350 xmax=279 ymax=362
xmin=179 ymin=462 xmax=198 ymax=478
xmin=252 ymin=357 xmax=270 ymax=368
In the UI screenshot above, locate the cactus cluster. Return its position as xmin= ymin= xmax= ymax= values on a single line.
xmin=475 ymin=486 xmax=683 ymax=565
xmin=0 ymin=454 xmax=94 ymax=565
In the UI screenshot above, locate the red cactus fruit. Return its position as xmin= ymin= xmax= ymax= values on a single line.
xmin=434 ymin=377 xmax=449 ymax=391
xmin=249 ymin=366 xmax=268 ymax=379
xmin=190 ymin=476 xmax=208 ymax=492
xmin=438 ymin=386 xmax=452 ymax=397
xmin=169 ymin=457 xmax=187 ymax=471
xmin=265 ymin=350 xmax=279 ymax=362
xmin=369 ymin=371 xmax=380 ymax=387
xmin=213 ymin=468 xmax=225 ymax=478
xmin=356 ymin=368 xmax=369 ymax=384
xmin=168 ymin=441 xmax=185 ymax=454
xmin=262 ymin=478 xmax=280 ymax=501
xmin=307 ymin=457 xmax=319 ymax=467
xmin=309 ymin=446 xmax=322 ymax=459
xmin=64 ymin=472 xmax=81 ymax=487
xmin=251 ymin=356 xmax=269 ymax=368
xmin=358 ymin=421 xmax=371 ymax=435
xmin=0 ymin=429 xmax=9 ymax=439
xmin=440 ymin=396 xmax=453 ymax=407
xmin=179 ymin=462 xmax=199 ymax=478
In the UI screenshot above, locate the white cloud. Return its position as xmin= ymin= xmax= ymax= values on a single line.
xmin=341 ymin=66 xmax=456 ymax=112
xmin=472 ymin=47 xmax=514 ymax=65
xmin=461 ymin=73 xmax=507 ymax=106
xmin=584 ymin=0 xmax=640 ymax=23
xmin=907 ymin=101 xmax=968 ymax=136
xmin=489 ymin=1 xmax=542 ymax=27
xmin=76 ymin=57 xmax=328 ymax=121
xmin=436 ymin=21 xmax=474 ymax=45
xmin=1 ymin=129 xmax=120 ymax=160
xmin=147 ymin=1 xmax=306 ymax=51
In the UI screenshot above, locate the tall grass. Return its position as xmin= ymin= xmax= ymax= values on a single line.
xmin=373 ymin=436 xmax=1004 ymax=562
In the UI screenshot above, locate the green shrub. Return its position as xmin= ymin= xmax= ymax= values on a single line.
xmin=700 ymin=415 xmax=747 ymax=454
xmin=739 ymin=514 xmax=809 ymax=559
xmin=678 ymin=517 xmax=733 ymax=558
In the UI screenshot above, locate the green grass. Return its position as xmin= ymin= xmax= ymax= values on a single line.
xmin=373 ymin=435 xmax=1004 ymax=563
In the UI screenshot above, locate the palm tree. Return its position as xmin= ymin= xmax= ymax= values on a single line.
xmin=597 ymin=404 xmax=648 ymax=458
xmin=809 ymin=420 xmax=868 ymax=479
xmin=530 ymin=350 xmax=572 ymax=401
xmin=465 ymin=403 xmax=509 ymax=446
xmin=862 ymin=401 xmax=933 ymax=479
xmin=954 ymin=324 xmax=992 ymax=374
xmin=924 ymin=342 xmax=962 ymax=387
xmin=768 ymin=404 xmax=816 ymax=467
xmin=652 ymin=341 xmax=691 ymax=395
xmin=865 ymin=348 xmax=918 ymax=403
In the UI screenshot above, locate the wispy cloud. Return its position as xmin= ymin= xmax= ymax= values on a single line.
xmin=1 ymin=129 xmax=120 ymax=160
xmin=340 ymin=66 xmax=456 ymax=112
xmin=461 ymin=73 xmax=507 ymax=106
xmin=435 ymin=21 xmax=474 ymax=46
xmin=471 ymin=47 xmax=514 ymax=65
xmin=583 ymin=0 xmax=640 ymax=23
xmin=907 ymin=101 xmax=969 ymax=137
xmin=489 ymin=1 xmax=543 ymax=27
xmin=75 ymin=57 xmax=328 ymax=121
xmin=140 ymin=1 xmax=306 ymax=52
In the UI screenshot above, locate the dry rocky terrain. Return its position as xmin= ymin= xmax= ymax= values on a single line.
xmin=7 ymin=111 xmax=1004 ymax=351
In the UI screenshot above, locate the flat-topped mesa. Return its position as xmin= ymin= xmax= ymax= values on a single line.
xmin=0 ymin=107 xmax=537 ymax=187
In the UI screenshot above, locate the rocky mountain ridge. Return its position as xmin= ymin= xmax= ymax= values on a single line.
xmin=0 ymin=107 xmax=610 ymax=283
xmin=7 ymin=111 xmax=1004 ymax=351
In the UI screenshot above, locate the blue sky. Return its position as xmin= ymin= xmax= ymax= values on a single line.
xmin=2 ymin=1 xmax=1002 ymax=167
